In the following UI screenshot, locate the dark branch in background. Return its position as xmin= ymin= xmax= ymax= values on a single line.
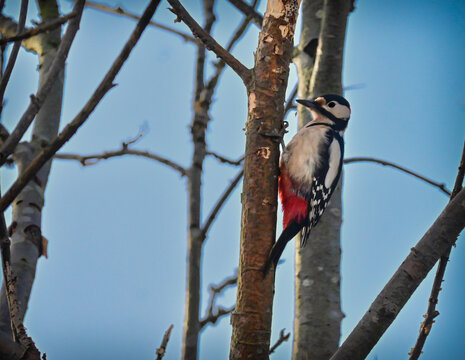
xmin=284 ymin=84 xmax=298 ymax=116
xmin=155 ymin=324 xmax=174 ymax=360
xmin=0 ymin=1 xmax=38 ymax=354
xmin=0 ymin=0 xmax=162 ymax=212
xmin=201 ymin=169 xmax=244 ymax=238
xmin=269 ymin=329 xmax=291 ymax=355
xmin=409 ymin=139 xmax=465 ymax=360
xmin=167 ymin=0 xmax=251 ymax=86
xmin=226 ymin=0 xmax=263 ymax=28
xmin=83 ymin=0 xmax=196 ymax=44
xmin=344 ymin=157 xmax=451 ymax=196
xmin=56 ymin=147 xmax=187 ymax=177
xmin=199 ymin=273 xmax=237 ymax=329
xmin=0 ymin=11 xmax=77 ymax=46
xmin=0 ymin=0 xmax=85 ymax=167
xmin=206 ymin=151 xmax=243 ymax=166
xmin=330 ymin=185 xmax=465 ymax=360
xmin=0 ymin=0 xmax=28 ymax=118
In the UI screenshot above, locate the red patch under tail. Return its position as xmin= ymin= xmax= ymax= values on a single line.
xmin=279 ymin=168 xmax=307 ymax=228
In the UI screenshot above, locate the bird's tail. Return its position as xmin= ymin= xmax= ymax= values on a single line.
xmin=263 ymin=222 xmax=302 ymax=276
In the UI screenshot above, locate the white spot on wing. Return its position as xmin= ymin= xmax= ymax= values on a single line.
xmin=325 ymin=139 xmax=342 ymax=188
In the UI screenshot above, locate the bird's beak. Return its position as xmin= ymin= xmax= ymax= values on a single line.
xmin=296 ymin=97 xmax=326 ymax=110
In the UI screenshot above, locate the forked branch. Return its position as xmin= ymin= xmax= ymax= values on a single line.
xmin=0 ymin=0 xmax=162 ymax=212
xmin=166 ymin=0 xmax=251 ymax=86
xmin=83 ymin=0 xmax=196 ymax=44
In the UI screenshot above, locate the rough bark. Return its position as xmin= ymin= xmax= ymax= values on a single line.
xmin=331 ymin=186 xmax=465 ymax=360
xmin=293 ymin=1 xmax=352 ymax=359
xmin=182 ymin=2 xmax=215 ymax=359
xmin=229 ymin=1 xmax=300 ymax=359
xmin=0 ymin=0 xmax=64 ymax=339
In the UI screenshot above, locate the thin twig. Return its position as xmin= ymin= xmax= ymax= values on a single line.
xmin=343 ymin=157 xmax=451 ymax=196
xmin=55 ymin=148 xmax=187 ymax=176
xmin=206 ymin=151 xmax=244 ymax=166
xmin=167 ymin=0 xmax=251 ymax=86
xmin=226 ymin=0 xmax=263 ymax=28
xmin=0 ymin=0 xmax=162 ymax=212
xmin=204 ymin=0 xmax=258 ymax=91
xmin=409 ymin=139 xmax=465 ymax=359
xmin=199 ymin=273 xmax=237 ymax=329
xmin=201 ymin=169 xmax=244 ymax=237
xmin=269 ymin=328 xmax=291 ymax=354
xmin=0 ymin=0 xmax=85 ymax=167
xmin=155 ymin=324 xmax=174 ymax=360
xmin=0 ymin=0 xmax=28 ymax=118
xmin=0 ymin=0 xmax=28 ymax=345
xmin=83 ymin=0 xmax=196 ymax=44
xmin=284 ymin=84 xmax=298 ymax=116
xmin=0 ymin=11 xmax=76 ymax=45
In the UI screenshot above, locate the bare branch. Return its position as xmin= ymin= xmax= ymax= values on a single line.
xmin=0 ymin=0 xmax=28 ymax=344
xmin=155 ymin=324 xmax=174 ymax=360
xmin=284 ymin=84 xmax=298 ymax=116
xmin=409 ymin=139 xmax=465 ymax=359
xmin=0 ymin=0 xmax=85 ymax=167
xmin=330 ymin=186 xmax=465 ymax=360
xmin=166 ymin=0 xmax=251 ymax=86
xmin=269 ymin=329 xmax=291 ymax=355
xmin=343 ymin=157 xmax=451 ymax=196
xmin=206 ymin=151 xmax=244 ymax=166
xmin=226 ymin=0 xmax=263 ymax=28
xmin=0 ymin=11 xmax=76 ymax=46
xmin=201 ymin=169 xmax=243 ymax=238
xmin=199 ymin=273 xmax=237 ymax=329
xmin=0 ymin=0 xmax=162 ymax=212
xmin=55 ymin=148 xmax=187 ymax=177
xmin=0 ymin=14 xmax=41 ymax=53
xmin=0 ymin=0 xmax=28 ymax=118
xmin=83 ymin=0 xmax=196 ymax=44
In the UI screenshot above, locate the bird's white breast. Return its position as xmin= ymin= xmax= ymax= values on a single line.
xmin=280 ymin=126 xmax=329 ymax=185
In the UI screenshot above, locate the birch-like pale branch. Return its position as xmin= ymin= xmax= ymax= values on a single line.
xmin=330 ymin=186 xmax=465 ymax=360
xmin=226 ymin=0 xmax=263 ymax=28
xmin=55 ymin=148 xmax=187 ymax=177
xmin=409 ymin=139 xmax=465 ymax=359
xmin=0 ymin=11 xmax=76 ymax=46
xmin=155 ymin=324 xmax=174 ymax=360
xmin=166 ymin=0 xmax=251 ymax=86
xmin=83 ymin=0 xmax=196 ymax=44
xmin=0 ymin=0 xmax=85 ymax=167
xmin=0 ymin=0 xmax=162 ymax=212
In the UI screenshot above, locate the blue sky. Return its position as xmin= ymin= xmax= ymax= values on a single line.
xmin=1 ymin=0 xmax=464 ymax=359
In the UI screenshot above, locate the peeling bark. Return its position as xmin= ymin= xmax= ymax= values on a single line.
xmin=0 ymin=0 xmax=63 ymax=339
xmin=229 ymin=1 xmax=300 ymax=359
xmin=293 ymin=1 xmax=352 ymax=359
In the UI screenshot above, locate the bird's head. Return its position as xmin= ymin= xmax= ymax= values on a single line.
xmin=296 ymin=94 xmax=351 ymax=130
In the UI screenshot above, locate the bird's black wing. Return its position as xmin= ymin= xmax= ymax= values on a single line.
xmin=301 ymin=130 xmax=344 ymax=247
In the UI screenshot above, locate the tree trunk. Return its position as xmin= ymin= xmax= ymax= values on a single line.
xmin=229 ymin=1 xmax=300 ymax=359
xmin=293 ymin=1 xmax=352 ymax=359
xmin=182 ymin=1 xmax=215 ymax=359
xmin=0 ymin=0 xmax=63 ymax=337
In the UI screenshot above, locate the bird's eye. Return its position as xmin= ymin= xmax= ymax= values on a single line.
xmin=327 ymin=102 xmax=336 ymax=108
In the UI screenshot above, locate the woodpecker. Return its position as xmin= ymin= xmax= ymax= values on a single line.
xmin=263 ymin=94 xmax=351 ymax=275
